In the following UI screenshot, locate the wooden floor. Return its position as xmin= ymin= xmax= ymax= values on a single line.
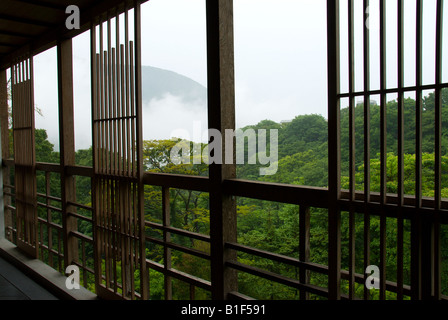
xmin=0 ymin=256 xmax=58 ymax=300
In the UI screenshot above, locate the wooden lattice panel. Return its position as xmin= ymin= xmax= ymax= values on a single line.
xmin=91 ymin=5 xmax=146 ymax=299
xmin=11 ymin=57 xmax=38 ymax=258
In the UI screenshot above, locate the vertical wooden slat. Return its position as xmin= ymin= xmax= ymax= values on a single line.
xmin=127 ymin=11 xmax=137 ymax=296
xmin=107 ymin=15 xmax=112 ymax=176
xmin=162 ymin=187 xmax=172 ymax=300
xmin=111 ymin=43 xmax=121 ymax=293
xmin=92 ymin=27 xmax=99 ymax=160
xmin=411 ymin=0 xmax=423 ymax=300
xmin=134 ymin=0 xmax=149 ymax=300
xmin=123 ymin=7 xmax=135 ymax=298
xmin=105 ymin=20 xmax=116 ymax=289
xmin=119 ymin=179 xmax=125 ymax=294
xmin=90 ymin=21 xmax=101 ymax=294
xmin=27 ymin=57 xmax=35 ymax=250
xmin=117 ymin=40 xmax=122 ymax=179
xmin=363 ymin=0 xmax=371 ymax=301
xmin=39 ymin=223 xmax=43 ymax=261
xmin=106 ymin=14 xmax=117 ymax=293
xmin=82 ymin=240 xmax=87 ymax=288
xmin=433 ymin=0 xmax=444 ymax=300
xmin=97 ymin=62 xmax=106 ymax=289
xmin=99 ymin=22 xmax=104 ymax=175
xmin=347 ymin=0 xmax=356 ymax=300
xmin=121 ymin=38 xmax=131 ymax=297
xmin=396 ymin=0 xmax=405 ymax=300
xmin=415 ymin=0 xmax=423 ymax=209
xmin=46 ymin=171 xmax=53 ymax=267
xmin=125 ymin=8 xmax=131 ymax=178
xmin=299 ymin=205 xmax=310 ymax=300
xmin=348 ymin=0 xmax=355 ymax=198
xmin=118 ymin=12 xmax=131 ymax=293
xmin=120 ymin=44 xmax=125 ymax=177
xmin=104 ymin=48 xmax=114 ymax=292
xmin=379 ymin=0 xmax=387 ymax=201
xmin=111 ymin=42 xmax=119 ymax=293
xmin=379 ymin=0 xmax=387 ymax=300
xmin=130 ymin=43 xmax=138 ymax=273
xmin=115 ymin=13 xmax=120 ymax=176
xmin=190 ymin=284 xmax=196 ymax=300
xmin=327 ymin=0 xmax=341 ymax=300
xmin=99 ymin=20 xmax=110 ymax=291
xmin=112 ymin=46 xmax=117 ymax=176
xmin=130 ymin=43 xmax=136 ymax=179
xmin=57 ymin=228 xmax=62 ymax=272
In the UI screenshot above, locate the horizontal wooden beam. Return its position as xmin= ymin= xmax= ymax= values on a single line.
xmin=226 ymin=242 xmax=327 ymax=275
xmin=223 ymin=179 xmax=329 ymax=208
xmin=11 ymin=161 xmax=448 ymax=226
xmin=146 ymin=259 xmax=211 ymax=291
xmin=341 ymin=189 xmax=448 ymax=210
xmin=0 ymin=14 xmax=56 ymax=27
xmin=0 ymin=42 xmax=18 ymax=48
xmin=226 ymin=260 xmax=329 ymax=298
xmin=35 ymin=162 xmax=61 ymax=173
xmin=67 ymin=211 xmax=92 ymax=224
xmin=0 ymin=29 xmax=35 ymax=39
xmin=337 ymin=82 xmax=448 ymax=98
xmin=66 ymin=165 xmax=93 ymax=177
xmin=339 ymin=267 xmax=412 ymax=297
xmin=143 ymin=172 xmax=209 ymax=192
xmin=146 ymin=236 xmax=210 ymax=261
xmin=10 ymin=0 xmax=67 ymax=11
xmin=146 ymin=221 xmax=210 ymax=243
xmin=227 ymin=291 xmax=256 ymax=300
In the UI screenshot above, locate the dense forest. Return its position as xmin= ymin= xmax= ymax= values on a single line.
xmin=22 ymin=89 xmax=448 ymax=299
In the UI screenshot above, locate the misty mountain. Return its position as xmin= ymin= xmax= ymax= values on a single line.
xmin=141 ymin=66 xmax=207 ymax=105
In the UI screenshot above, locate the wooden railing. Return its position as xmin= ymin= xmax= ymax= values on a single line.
xmin=4 ymin=158 xmax=448 ymax=300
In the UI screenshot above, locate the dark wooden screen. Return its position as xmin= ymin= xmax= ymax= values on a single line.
xmin=91 ymin=3 xmax=147 ymax=299
xmin=332 ymin=0 xmax=448 ymax=299
xmin=11 ymin=57 xmax=38 ymax=258
xmin=3 ymin=0 xmax=448 ymax=301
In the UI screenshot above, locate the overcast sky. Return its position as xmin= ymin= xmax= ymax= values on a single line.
xmin=29 ymin=0 xmax=447 ymax=150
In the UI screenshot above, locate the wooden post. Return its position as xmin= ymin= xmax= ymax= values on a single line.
xmin=0 ymin=69 xmax=9 ymax=240
xmin=90 ymin=20 xmax=102 ymax=295
xmin=57 ymin=38 xmax=78 ymax=268
xmin=206 ymin=0 xmax=238 ymax=300
xmin=134 ymin=1 xmax=149 ymax=300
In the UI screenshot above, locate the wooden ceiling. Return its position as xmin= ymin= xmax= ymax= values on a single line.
xmin=0 ymin=0 xmax=145 ymax=70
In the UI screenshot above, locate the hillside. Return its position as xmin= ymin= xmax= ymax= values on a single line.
xmin=31 ymin=88 xmax=448 ymax=299
xmin=141 ymin=65 xmax=206 ymax=105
